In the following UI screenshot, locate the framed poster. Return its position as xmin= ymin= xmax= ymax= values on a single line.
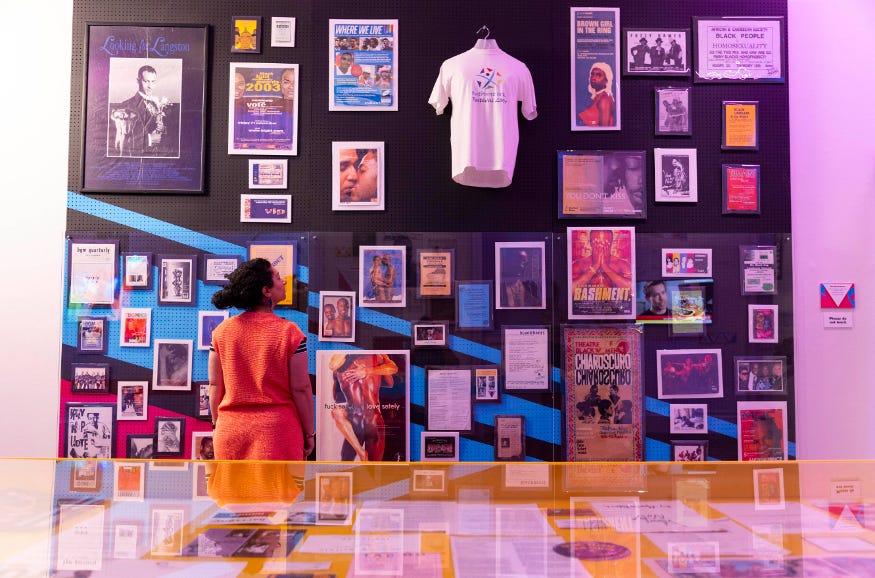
xmin=329 ymin=19 xmax=398 ymax=111
xmin=152 ymin=339 xmax=192 ymax=391
xmin=229 ymin=63 xmax=298 ymax=155
xmin=623 ymin=28 xmax=690 ymax=76
xmin=420 ymin=431 xmax=459 ymax=462
xmin=126 ymin=434 xmax=154 ymax=459
xmin=656 ymin=349 xmax=723 ymax=399
xmin=474 ymin=366 xmax=500 ymax=402
xmin=81 ymin=24 xmax=207 ymax=193
xmin=315 ymin=350 xmax=410 ymax=461
xmin=456 ymin=280 xmax=493 ymax=330
xmin=248 ymin=242 xmax=295 ymax=306
xmin=157 ymin=254 xmax=196 ymax=305
xmin=693 ymin=17 xmax=785 ymax=83
xmin=723 ymin=164 xmax=761 ymax=214
xmin=77 ymin=316 xmax=107 ymax=354
xmin=557 ymin=150 xmax=646 ymax=219
xmin=121 ymin=253 xmax=152 ymax=291
xmin=195 ymin=381 xmax=211 ymax=421
xmin=654 ymin=87 xmax=691 ymax=136
xmin=192 ymin=431 xmax=214 ymax=460
xmin=654 ymin=148 xmax=697 ymax=202
xmin=412 ymin=322 xmax=448 ymax=348
xmin=494 ymin=415 xmax=526 ymax=461
xmin=71 ymin=363 xmax=110 ymax=394
xmin=318 ymin=291 xmax=356 ymax=342
xmin=65 ymin=403 xmax=115 ymax=458
xmin=567 ymin=226 xmax=636 ymax=320
xmin=113 ymin=463 xmax=145 ymax=501
xmin=271 ymin=17 xmax=296 ymax=48
xmin=119 ymin=307 xmax=151 ymax=347
xmin=495 ymin=241 xmax=546 ymax=309
xmin=248 ymin=158 xmax=288 ymax=189
xmin=316 ymin=472 xmax=353 ymax=525
xmin=669 ymin=404 xmax=708 ymax=435
xmin=749 ymin=304 xmax=779 ymax=343
xmin=198 ymin=310 xmax=228 ymax=350
xmin=738 ymin=401 xmax=788 ymax=460
xmin=416 ymin=249 xmax=454 ymax=298
xmin=753 ymin=468 xmax=786 ymax=510
xmin=117 ymin=381 xmax=147 ymax=421
xmin=740 ymin=246 xmax=777 ymax=295
xmin=425 ymin=366 xmax=473 ymax=433
xmin=661 ymin=249 xmax=712 ymax=277
xmin=240 ymin=194 xmax=292 ymax=223
xmin=735 ymin=356 xmax=787 ymax=394
xmin=359 ymin=245 xmax=405 ymax=307
xmin=570 ymin=7 xmax=620 ymax=130
xmin=723 ymin=101 xmax=759 ymax=150
xmin=201 ymin=254 xmax=241 ymax=287
xmin=563 ymin=325 xmax=643 ymax=461
xmin=231 ymin=16 xmax=261 ymax=53
xmin=154 ymin=417 xmax=185 ymax=457
xmin=70 ymin=461 xmax=102 ymax=492
xmin=332 ymin=141 xmax=385 ymax=210
xmin=68 ymin=239 xmax=118 ymax=307
xmin=503 ymin=326 xmax=550 ymax=391
xmin=671 ymin=440 xmax=708 ymax=462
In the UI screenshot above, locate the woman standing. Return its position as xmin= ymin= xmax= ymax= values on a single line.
xmin=208 ymin=258 xmax=315 ymax=460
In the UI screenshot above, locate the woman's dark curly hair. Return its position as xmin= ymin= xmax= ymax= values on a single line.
xmin=211 ymin=258 xmax=274 ymax=310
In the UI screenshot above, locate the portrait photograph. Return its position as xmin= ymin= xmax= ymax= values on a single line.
xmin=201 ymin=255 xmax=241 ymax=286
xmin=558 ymin=150 xmax=647 ymax=219
xmin=655 ymin=86 xmax=691 ymax=135
xmin=420 ymin=431 xmax=459 ymax=462
xmin=495 ymin=241 xmax=546 ymax=309
xmin=474 ymin=366 xmax=500 ymax=402
xmin=192 ymin=431 xmax=214 ymax=460
xmin=121 ymin=253 xmax=152 ymax=291
xmin=654 ymin=148 xmax=698 ymax=202
xmin=332 ymin=141 xmax=385 ymax=211
xmin=749 ymin=304 xmax=779 ymax=343
xmin=412 ymin=322 xmax=448 ymax=348
xmin=77 ymin=316 xmax=107 ymax=354
xmin=623 ymin=29 xmax=690 ymax=76
xmin=735 ymin=356 xmax=787 ymax=394
xmin=316 ymin=472 xmax=353 ymax=525
xmin=157 ymin=255 xmax=196 ymax=305
xmin=119 ymin=307 xmax=151 ymax=347
xmin=318 ymin=291 xmax=356 ymax=342
xmin=65 ymin=403 xmax=115 ymax=458
xmin=198 ymin=310 xmax=229 ymax=350
xmin=117 ymin=381 xmax=147 ymax=421
xmin=671 ymin=440 xmax=708 ymax=462
xmin=229 ymin=63 xmax=298 ymax=156
xmin=657 ymin=349 xmax=723 ymax=399
xmin=126 ymin=434 xmax=154 ymax=459
xmin=669 ymin=404 xmax=708 ymax=435
xmin=71 ymin=363 xmax=110 ymax=394
xmin=152 ymin=339 xmax=192 ymax=391
xmin=154 ymin=417 xmax=185 ymax=457
xmin=359 ymin=245 xmax=406 ymax=307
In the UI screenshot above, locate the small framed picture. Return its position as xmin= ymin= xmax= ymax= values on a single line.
xmin=661 ymin=249 xmax=712 ymax=277
xmin=693 ymin=17 xmax=785 ymax=83
xmin=749 ymin=304 xmax=779 ymax=343
xmin=77 ymin=316 xmax=107 ymax=354
xmin=232 ymin=16 xmax=261 ymax=53
xmin=65 ymin=403 xmax=115 ymax=458
xmin=494 ymin=414 xmax=526 ymax=461
xmin=623 ymin=29 xmax=690 ymax=76
xmin=70 ymin=461 xmax=102 ymax=492
xmin=195 ymin=381 xmax=211 ymax=421
xmin=654 ymin=148 xmax=697 ymax=202
xmin=723 ymin=164 xmax=761 ymax=214
xmin=738 ymin=401 xmax=788 ymax=460
xmin=753 ymin=468 xmax=786 ymax=510
xmin=495 ymin=241 xmax=547 ymax=309
xmin=668 ymin=542 xmax=720 ymax=573
xmin=112 ymin=522 xmax=142 ymax=559
xmin=152 ymin=339 xmax=193 ymax=391
xmin=722 ymin=101 xmax=759 ymax=150
xmin=248 ymin=242 xmax=296 ymax=307
xmin=117 ymin=381 xmax=148 ymax=421
xmin=271 ymin=17 xmax=296 ymax=48
xmin=358 ymin=245 xmax=405 ymax=307
xmin=474 ymin=366 xmax=500 ymax=402
xmin=240 ymin=193 xmax=292 ymax=223
xmin=192 ymin=463 xmax=210 ymax=500
xmin=198 ymin=310 xmax=229 ymax=350
xmin=332 ymin=141 xmax=385 ymax=211
xmin=655 ymin=86 xmax=691 ymax=135
xmin=316 ymin=472 xmax=353 ymax=525
xmin=318 ymin=291 xmax=356 ymax=342
xmin=150 ymin=508 xmax=185 ymax=556
xmin=192 ymin=431 xmax=215 ymax=460
xmin=71 ymin=363 xmax=110 ymax=394
xmin=248 ymin=158 xmax=288 ymax=189
xmin=68 ymin=239 xmax=118 ymax=307
xmin=740 ymin=246 xmax=777 ymax=295
xmin=735 ymin=356 xmax=787 ymax=394
xmin=154 ymin=417 xmax=185 ymax=457
xmin=113 ymin=463 xmax=146 ymax=501
xmin=416 ymin=249 xmax=454 ymax=298
xmin=412 ymin=322 xmax=448 ymax=348
xmin=119 ymin=308 xmax=151 ymax=347
xmin=127 ymin=434 xmax=154 ymax=459
xmin=201 ymin=254 xmax=240 ymax=287
xmin=671 ymin=440 xmax=708 ymax=462
xmin=411 ymin=468 xmax=448 ymax=495
xmin=121 ymin=253 xmax=152 ymax=291
xmin=455 ymin=280 xmax=493 ymax=330
xmin=157 ymin=255 xmax=197 ymax=306
xmin=669 ymin=404 xmax=708 ymax=435
xmin=420 ymin=431 xmax=459 ymax=462
xmin=657 ymin=349 xmax=723 ymax=399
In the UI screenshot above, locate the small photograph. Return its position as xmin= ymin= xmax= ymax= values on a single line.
xmin=71 ymin=363 xmax=110 ymax=394
xmin=126 ymin=434 xmax=154 ymax=459
xmin=749 ymin=304 xmax=779 ymax=343
xmin=150 ymin=508 xmax=185 ymax=556
xmin=121 ymin=253 xmax=152 ymax=291
xmin=113 ymin=462 xmax=146 ymax=501
xmin=195 ymin=381 xmax=212 ymax=420
xmin=201 ymin=255 xmax=241 ymax=286
xmin=232 ymin=16 xmax=261 ymax=53
xmin=117 ymin=381 xmax=148 ymax=421
xmin=412 ymin=322 xmax=448 ymax=348
xmin=495 ymin=241 xmax=546 ymax=309
xmin=420 ymin=431 xmax=459 ymax=462
xmin=671 ymin=440 xmax=708 ymax=462
xmin=77 ymin=316 xmax=107 ymax=354
xmin=474 ymin=367 xmax=500 ymax=402
xmin=623 ymin=28 xmax=690 ymax=75
xmin=154 ymin=417 xmax=185 ymax=457
xmin=411 ymin=469 xmax=448 ymax=494
xmin=192 ymin=431 xmax=214 ymax=460
xmin=332 ymin=141 xmax=385 ymax=211
xmin=735 ymin=356 xmax=787 ymax=394
xmin=157 ymin=255 xmax=197 ymax=305
xmin=316 ymin=472 xmax=353 ymax=525
xmin=318 ymin=291 xmax=356 ymax=342
xmin=198 ymin=311 xmax=229 ymax=351
xmin=654 ymin=148 xmax=698 ymax=203
xmin=119 ymin=308 xmax=151 ymax=347
xmin=152 ymin=339 xmax=192 ymax=391
xmin=754 ymin=468 xmax=786 ymax=510
xmin=667 ymin=541 xmax=720 ymax=573
xmin=359 ymin=245 xmax=406 ymax=307
xmin=669 ymin=404 xmax=708 ymax=435
xmin=655 ymin=86 xmax=691 ymax=135
xmin=657 ymin=349 xmax=723 ymax=399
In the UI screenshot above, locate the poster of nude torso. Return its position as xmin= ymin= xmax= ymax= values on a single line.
xmin=564 ymin=325 xmax=643 ymax=461
xmin=567 ymin=226 xmax=636 ymax=319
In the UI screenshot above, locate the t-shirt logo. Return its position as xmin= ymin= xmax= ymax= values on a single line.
xmin=475 ymin=67 xmax=502 ymax=90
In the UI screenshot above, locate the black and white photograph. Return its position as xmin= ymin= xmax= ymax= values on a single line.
xmin=623 ymin=28 xmax=690 ymax=76
xmin=669 ymin=404 xmax=708 ymax=435
xmin=672 ymin=440 xmax=708 ymax=462
xmin=65 ymin=403 xmax=115 ymax=458
xmin=71 ymin=363 xmax=110 ymax=394
xmin=736 ymin=356 xmax=787 ymax=394
xmin=655 ymin=87 xmax=691 ymax=136
xmin=495 ymin=241 xmax=546 ymax=309
xmin=158 ymin=255 xmax=196 ymax=305
xmin=127 ymin=434 xmax=154 ymax=459
xmin=154 ymin=417 xmax=185 ymax=457
xmin=654 ymin=148 xmax=698 ymax=202
xmin=152 ymin=339 xmax=193 ymax=391
xmin=657 ymin=349 xmax=723 ymax=399
xmin=412 ymin=322 xmax=447 ymax=348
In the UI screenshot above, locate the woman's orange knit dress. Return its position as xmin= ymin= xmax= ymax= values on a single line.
xmin=211 ymin=311 xmax=306 ymax=460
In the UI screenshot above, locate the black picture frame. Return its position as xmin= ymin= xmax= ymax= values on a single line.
xmin=412 ymin=321 xmax=449 ymax=349
xmin=157 ymin=254 xmax=197 ymax=306
xmin=126 ymin=433 xmax=155 ymax=459
xmin=654 ymin=86 xmax=691 ymax=136
xmin=723 ymin=164 xmax=761 ymax=215
xmin=722 ymin=101 xmax=760 ymax=150
xmin=195 ymin=381 xmax=212 ymax=420
xmin=65 ymin=403 xmax=116 ymax=458
xmin=455 ymin=280 xmax=493 ymax=330
xmin=494 ymin=414 xmax=526 ymax=461
xmin=415 ymin=249 xmax=455 ymax=299
xmin=474 ymin=366 xmax=501 ymax=403
xmin=231 ymin=16 xmax=262 ymax=53
xmin=154 ymin=417 xmax=186 ymax=457
xmin=671 ymin=440 xmax=709 ymax=462
xmin=77 ymin=316 xmax=108 ymax=355
xmin=201 ymin=254 xmax=241 ymax=286
xmin=70 ymin=363 xmax=110 ymax=394
xmin=121 ymin=252 xmax=152 ymax=291
xmin=557 ymin=150 xmax=647 ymax=219
xmin=693 ymin=17 xmax=785 ymax=83
xmin=622 ymin=28 xmax=690 ymax=76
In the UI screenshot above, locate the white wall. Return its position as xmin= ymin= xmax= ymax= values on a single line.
xmin=0 ymin=1 xmax=871 ymax=458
